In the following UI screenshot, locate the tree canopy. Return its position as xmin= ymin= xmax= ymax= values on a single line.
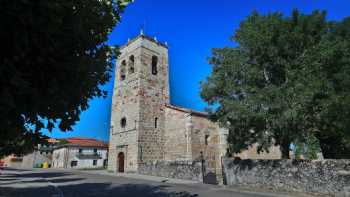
xmin=201 ymin=9 xmax=350 ymax=159
xmin=0 ymin=0 xmax=130 ymax=157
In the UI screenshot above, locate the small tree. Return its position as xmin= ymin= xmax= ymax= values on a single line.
xmin=201 ymin=10 xmax=350 ymax=159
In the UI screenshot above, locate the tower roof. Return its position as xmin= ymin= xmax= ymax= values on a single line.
xmin=120 ymin=33 xmax=168 ymax=50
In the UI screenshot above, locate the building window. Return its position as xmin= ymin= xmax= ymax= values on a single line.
xmin=154 ymin=117 xmax=158 ymax=128
xmin=79 ymin=149 xmax=82 ymax=153
xmin=151 ymin=55 xmax=158 ymax=75
xmin=205 ymin=135 xmax=210 ymax=145
xmin=94 ymin=148 xmax=97 ymax=153
xmin=71 ymin=160 xmax=78 ymax=167
xmin=120 ymin=60 xmax=126 ymax=81
xmin=120 ymin=117 xmax=127 ymax=128
xmin=93 ymin=160 xmax=97 ymax=166
xmin=139 ymin=146 xmax=143 ymax=162
xmin=129 ymin=55 xmax=135 ymax=74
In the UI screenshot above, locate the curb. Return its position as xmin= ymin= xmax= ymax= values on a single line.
xmin=79 ymin=170 xmax=200 ymax=184
xmin=220 ymin=186 xmax=322 ymax=197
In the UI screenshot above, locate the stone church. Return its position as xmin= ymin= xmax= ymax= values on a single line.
xmin=107 ymin=32 xmax=281 ymax=175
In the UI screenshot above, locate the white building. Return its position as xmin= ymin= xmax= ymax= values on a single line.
xmin=52 ymin=138 xmax=108 ymax=169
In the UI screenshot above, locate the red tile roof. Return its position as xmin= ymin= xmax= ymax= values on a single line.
xmin=57 ymin=137 xmax=108 ymax=149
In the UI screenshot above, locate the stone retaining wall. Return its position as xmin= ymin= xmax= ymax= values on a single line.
xmin=138 ymin=160 xmax=202 ymax=182
xmin=222 ymin=158 xmax=350 ymax=196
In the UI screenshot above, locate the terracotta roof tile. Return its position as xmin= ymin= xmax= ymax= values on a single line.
xmin=57 ymin=138 xmax=108 ymax=149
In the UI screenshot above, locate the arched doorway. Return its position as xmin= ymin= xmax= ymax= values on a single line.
xmin=117 ymin=152 xmax=125 ymax=173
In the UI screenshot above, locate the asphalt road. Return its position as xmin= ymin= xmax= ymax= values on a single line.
xmin=0 ymin=168 xmax=292 ymax=197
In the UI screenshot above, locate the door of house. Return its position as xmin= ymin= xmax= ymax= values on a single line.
xmin=117 ymin=152 xmax=124 ymax=173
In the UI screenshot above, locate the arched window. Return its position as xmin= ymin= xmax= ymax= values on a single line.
xmin=151 ymin=55 xmax=158 ymax=75
xmin=129 ymin=55 xmax=135 ymax=74
xmin=120 ymin=117 xmax=126 ymax=128
xmin=154 ymin=117 xmax=158 ymax=128
xmin=120 ymin=60 xmax=126 ymax=81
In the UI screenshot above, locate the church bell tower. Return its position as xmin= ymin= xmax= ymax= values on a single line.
xmin=108 ymin=32 xmax=169 ymax=173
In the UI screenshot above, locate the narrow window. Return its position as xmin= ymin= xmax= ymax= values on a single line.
xmin=79 ymin=149 xmax=82 ymax=153
xmin=205 ymin=135 xmax=210 ymax=145
xmin=94 ymin=148 xmax=97 ymax=153
xmin=129 ymin=55 xmax=135 ymax=74
xmin=154 ymin=117 xmax=158 ymax=128
xmin=151 ymin=56 xmax=158 ymax=75
xmin=93 ymin=160 xmax=97 ymax=166
xmin=120 ymin=117 xmax=126 ymax=128
xmin=139 ymin=146 xmax=143 ymax=161
xmin=120 ymin=60 xmax=126 ymax=81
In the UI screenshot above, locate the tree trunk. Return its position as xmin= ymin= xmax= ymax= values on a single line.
xmin=280 ymin=140 xmax=291 ymax=159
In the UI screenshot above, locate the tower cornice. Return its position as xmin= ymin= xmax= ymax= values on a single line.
xmin=120 ymin=34 xmax=168 ymax=50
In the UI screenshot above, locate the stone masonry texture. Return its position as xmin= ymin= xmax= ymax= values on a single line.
xmin=138 ymin=160 xmax=203 ymax=182
xmin=222 ymin=158 xmax=350 ymax=196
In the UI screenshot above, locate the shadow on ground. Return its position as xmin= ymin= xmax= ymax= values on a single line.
xmin=0 ymin=170 xmax=199 ymax=197
xmin=60 ymin=183 xmax=198 ymax=197
xmin=1 ymin=171 xmax=72 ymax=178
xmin=1 ymin=167 xmax=32 ymax=172
xmin=0 ymin=182 xmax=198 ymax=197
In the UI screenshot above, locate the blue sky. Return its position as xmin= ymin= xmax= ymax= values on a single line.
xmin=43 ymin=0 xmax=350 ymax=141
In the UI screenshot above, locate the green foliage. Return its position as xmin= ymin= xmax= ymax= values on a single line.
xmin=305 ymin=134 xmax=321 ymax=160
xmin=294 ymin=142 xmax=303 ymax=160
xmin=0 ymin=0 xmax=130 ymax=157
xmin=201 ymin=9 xmax=350 ymax=159
xmin=294 ymin=134 xmax=321 ymax=160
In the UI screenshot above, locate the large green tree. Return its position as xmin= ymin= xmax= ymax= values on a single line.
xmin=0 ymin=0 xmax=130 ymax=157
xmin=201 ymin=10 xmax=350 ymax=159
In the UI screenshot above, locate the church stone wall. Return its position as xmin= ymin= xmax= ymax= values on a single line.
xmin=137 ymin=43 xmax=168 ymax=163
xmin=163 ymin=106 xmax=227 ymax=184
xmin=190 ymin=115 xmax=222 ymax=167
xmin=190 ymin=115 xmax=225 ymax=184
xmin=163 ymin=107 xmax=190 ymax=161
xmin=139 ymin=160 xmax=203 ymax=182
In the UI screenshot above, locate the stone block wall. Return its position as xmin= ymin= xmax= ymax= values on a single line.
xmin=163 ymin=107 xmax=189 ymax=161
xmin=222 ymin=158 xmax=350 ymax=195
xmin=138 ymin=160 xmax=203 ymax=182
